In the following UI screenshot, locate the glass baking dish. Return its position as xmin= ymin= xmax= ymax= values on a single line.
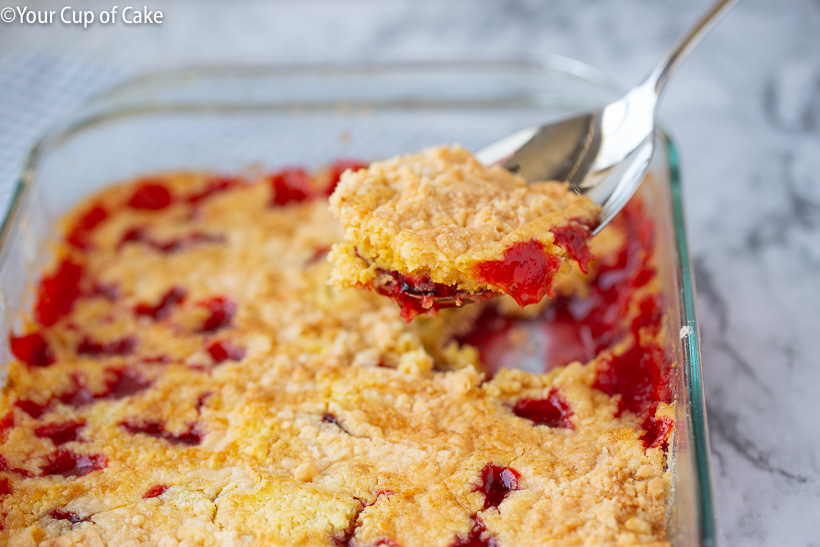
xmin=0 ymin=59 xmax=714 ymax=546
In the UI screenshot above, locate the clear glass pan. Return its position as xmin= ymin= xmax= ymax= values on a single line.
xmin=0 ymin=59 xmax=714 ymax=546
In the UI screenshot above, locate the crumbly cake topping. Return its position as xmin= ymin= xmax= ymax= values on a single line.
xmin=0 ymin=163 xmax=671 ymax=546
xmin=328 ymin=145 xmax=601 ymax=318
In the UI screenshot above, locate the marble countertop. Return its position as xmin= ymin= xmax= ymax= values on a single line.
xmin=1 ymin=0 xmax=818 ymax=544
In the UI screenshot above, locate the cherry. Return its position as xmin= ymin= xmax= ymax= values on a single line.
xmin=475 ymin=464 xmax=521 ymax=510
xmin=128 ymin=181 xmax=173 ymax=210
xmin=0 ymin=454 xmax=34 ymax=477
xmin=207 ymin=340 xmax=245 ymax=364
xmin=449 ymin=516 xmax=497 ymax=547
xmin=513 ymin=389 xmax=574 ymax=429
xmin=551 ymin=220 xmax=595 ymax=274
xmin=198 ymin=297 xmax=237 ymax=332
xmin=77 ymin=335 xmax=137 ymax=357
xmin=120 ymin=227 xmax=224 ymax=253
xmin=270 ymin=168 xmax=312 ymax=206
xmin=9 ymin=332 xmax=55 ymax=368
xmin=35 ymin=259 xmax=84 ymax=326
xmin=186 ymin=176 xmax=244 ymax=204
xmin=135 ymin=286 xmax=187 ymax=320
xmin=475 ymin=240 xmax=561 ymax=307
xmin=14 ymin=399 xmax=49 ymax=418
xmin=35 ymin=419 xmax=86 ymax=445
xmin=0 ymin=412 xmax=13 ymax=442
xmin=593 ymin=343 xmax=671 ymax=418
xmin=48 ymin=509 xmax=89 ymax=523
xmin=374 ymin=270 xmax=492 ymax=322
xmin=40 ymin=449 xmax=106 ymax=477
xmin=66 ymin=205 xmax=108 ymax=250
xmin=120 ymin=419 xmax=204 ymax=446
xmin=641 ymin=413 xmax=674 ymax=451
xmin=143 ymin=484 xmax=169 ymax=498
xmin=100 ymin=367 xmax=152 ymax=400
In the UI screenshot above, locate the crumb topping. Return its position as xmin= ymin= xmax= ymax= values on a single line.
xmin=0 ymin=164 xmax=670 ymax=546
xmin=329 ymin=145 xmax=600 ymax=318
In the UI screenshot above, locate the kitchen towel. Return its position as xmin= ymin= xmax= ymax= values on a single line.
xmin=0 ymin=49 xmax=124 ymax=212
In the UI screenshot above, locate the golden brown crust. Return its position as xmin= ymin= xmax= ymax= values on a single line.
xmin=328 ymin=145 xmax=600 ymax=295
xmin=0 ymin=170 xmax=667 ymax=546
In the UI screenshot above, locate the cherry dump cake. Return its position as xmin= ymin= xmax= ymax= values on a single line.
xmin=329 ymin=146 xmax=601 ymax=320
xmin=0 ymin=159 xmax=672 ymax=546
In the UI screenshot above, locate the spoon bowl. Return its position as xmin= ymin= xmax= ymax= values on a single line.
xmin=475 ymin=0 xmax=739 ymax=235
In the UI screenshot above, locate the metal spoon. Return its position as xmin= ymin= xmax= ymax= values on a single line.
xmin=475 ymin=0 xmax=740 ymax=234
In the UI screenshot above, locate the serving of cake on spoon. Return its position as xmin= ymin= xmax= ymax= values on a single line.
xmin=328 ymin=145 xmax=600 ymax=320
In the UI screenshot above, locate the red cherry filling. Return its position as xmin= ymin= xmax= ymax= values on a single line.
xmin=332 ymin=517 xmax=359 ymax=547
xmin=14 ymin=399 xmax=49 ymax=418
xmin=119 ymin=227 xmax=147 ymax=249
xmin=374 ymin=270 xmax=494 ymax=322
xmin=207 ymin=340 xmax=246 ymax=364
xmin=195 ymin=392 xmax=212 ymax=413
xmin=48 ymin=509 xmax=90 ymax=523
xmin=135 ymin=286 xmax=187 ymax=320
xmin=35 ymin=259 xmax=84 ymax=326
xmin=475 ymin=464 xmax=521 ymax=510
xmin=331 ymin=489 xmax=394 ymax=547
xmin=536 ymin=212 xmax=658 ymax=368
xmin=128 ymin=181 xmax=173 ymax=210
xmin=0 ymin=454 xmax=34 ymax=477
xmin=641 ymin=413 xmax=674 ymax=451
xmin=0 ymin=478 xmax=11 ymax=495
xmin=55 ymin=372 xmax=97 ymax=408
xmin=16 ymin=367 xmax=151 ymax=418
xmin=66 ymin=205 xmax=108 ymax=250
xmin=77 ymin=335 xmax=137 ymax=357
xmin=449 ymin=516 xmax=496 ymax=547
xmin=632 ymin=293 xmax=664 ymax=335
xmin=40 ymin=448 xmax=107 ymax=477
xmin=324 ymin=159 xmax=368 ymax=195
xmin=593 ymin=342 xmax=671 ymax=418
xmin=198 ymin=296 xmax=237 ymax=332
xmin=10 ymin=332 xmax=56 ymax=368
xmin=457 ymin=199 xmax=663 ymax=374
xmin=269 ymin=168 xmax=313 ymax=206
xmin=35 ymin=419 xmax=86 ymax=445
xmin=143 ymin=484 xmax=170 ymax=498
xmin=0 ymin=412 xmax=13 ymax=443
xmin=120 ymin=227 xmax=225 ymax=253
xmin=89 ymin=281 xmax=120 ymax=300
xmin=120 ymin=419 xmax=204 ymax=446
xmin=475 ymin=240 xmax=562 ymax=307
xmin=513 ymin=389 xmax=574 ymax=429
xmin=453 ymin=307 xmax=514 ymax=379
xmin=101 ymin=367 xmax=153 ymax=399
xmin=551 ymin=220 xmax=596 ymax=274
xmin=186 ymin=176 xmax=244 ymax=204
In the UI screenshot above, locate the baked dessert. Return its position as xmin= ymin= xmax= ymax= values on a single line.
xmin=328 ymin=145 xmax=600 ymax=320
xmin=0 ymin=160 xmax=672 ymax=546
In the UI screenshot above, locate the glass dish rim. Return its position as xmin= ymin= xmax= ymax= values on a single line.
xmin=0 ymin=56 xmax=715 ymax=545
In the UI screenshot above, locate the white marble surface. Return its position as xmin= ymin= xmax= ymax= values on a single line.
xmin=1 ymin=0 xmax=818 ymax=544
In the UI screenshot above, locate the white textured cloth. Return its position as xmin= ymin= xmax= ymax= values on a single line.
xmin=0 ymin=50 xmax=124 ymax=210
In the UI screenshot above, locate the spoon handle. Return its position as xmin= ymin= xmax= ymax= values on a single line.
xmin=647 ymin=0 xmax=741 ymax=98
